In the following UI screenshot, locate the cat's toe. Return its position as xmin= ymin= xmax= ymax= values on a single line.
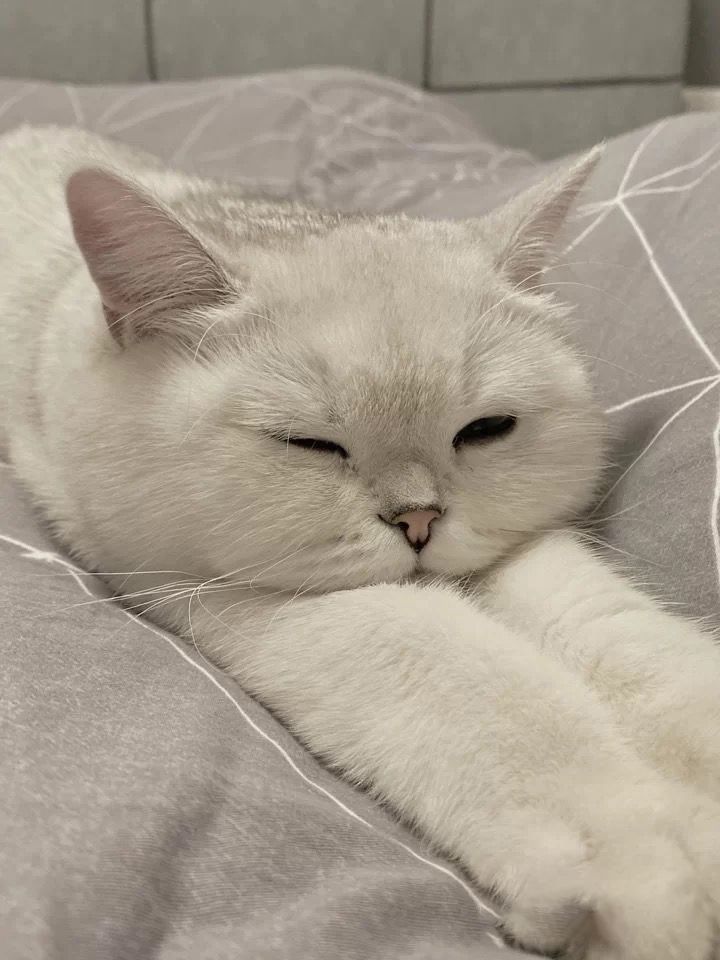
xmin=583 ymin=830 xmax=714 ymax=960
xmin=500 ymin=900 xmax=589 ymax=957
xmin=469 ymin=803 xmax=714 ymax=959
xmin=470 ymin=812 xmax=596 ymax=955
xmin=675 ymin=794 xmax=720 ymax=936
xmin=499 ymin=827 xmax=713 ymax=960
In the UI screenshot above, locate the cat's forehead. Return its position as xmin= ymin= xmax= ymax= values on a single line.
xmin=253 ymin=221 xmax=500 ymax=324
xmin=248 ymin=311 xmax=538 ymax=438
xmin=234 ymin=220 xmax=573 ymax=426
xmin=255 ymin=227 xmax=516 ymax=366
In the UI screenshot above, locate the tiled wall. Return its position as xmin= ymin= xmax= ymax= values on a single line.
xmin=0 ymin=0 xmax=692 ymax=158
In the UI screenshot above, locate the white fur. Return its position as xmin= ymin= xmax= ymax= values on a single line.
xmin=3 ymin=126 xmax=720 ymax=958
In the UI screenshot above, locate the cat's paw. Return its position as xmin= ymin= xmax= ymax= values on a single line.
xmin=472 ymin=808 xmax=717 ymax=960
xmin=676 ymin=790 xmax=720 ymax=917
xmin=504 ymin=845 xmax=714 ymax=959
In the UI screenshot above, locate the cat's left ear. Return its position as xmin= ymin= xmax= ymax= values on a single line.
xmin=479 ymin=146 xmax=602 ymax=291
xmin=66 ymin=167 xmax=234 ymax=345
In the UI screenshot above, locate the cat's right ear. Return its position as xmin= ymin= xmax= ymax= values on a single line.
xmin=66 ymin=168 xmax=234 ymax=345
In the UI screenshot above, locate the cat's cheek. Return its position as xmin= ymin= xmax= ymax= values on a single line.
xmin=421 ymin=517 xmax=509 ymax=576
xmin=361 ymin=531 xmax=419 ymax=586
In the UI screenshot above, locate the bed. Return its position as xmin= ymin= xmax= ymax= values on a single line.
xmin=2 ymin=68 xmax=719 ymax=958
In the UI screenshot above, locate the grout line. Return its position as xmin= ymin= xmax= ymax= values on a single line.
xmin=143 ymin=0 xmax=158 ymax=82
xmin=422 ymin=0 xmax=434 ymax=90
xmin=428 ymin=75 xmax=682 ymax=94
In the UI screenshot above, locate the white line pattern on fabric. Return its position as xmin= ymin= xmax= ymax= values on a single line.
xmin=605 ymin=376 xmax=720 ymax=414
xmin=562 ymin=206 xmax=613 ymax=256
xmin=0 ymin=532 xmax=94 ymax=596
xmin=630 ymin=155 xmax=720 ymax=197
xmin=563 ymin=123 xmax=668 ymax=257
xmin=561 ymin=121 xmax=720 ymax=588
xmin=64 ymin=85 xmax=85 ymax=127
xmin=170 ymin=91 xmax=235 ymax=165
xmin=619 ymin=120 xmax=668 ymax=194
xmin=618 ymin=199 xmax=720 ymax=373
xmin=102 ymin=89 xmax=233 ymax=134
xmin=596 ymin=380 xmax=719 ymax=510
xmin=711 ymin=393 xmax=720 ymax=602
xmin=0 ymin=83 xmax=38 ymax=122
xmin=632 ymin=140 xmax=720 ymax=192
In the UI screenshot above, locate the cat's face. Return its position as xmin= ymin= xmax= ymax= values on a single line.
xmin=66 ymin=153 xmax=604 ymax=593
xmin=186 ymin=232 xmax=603 ymax=592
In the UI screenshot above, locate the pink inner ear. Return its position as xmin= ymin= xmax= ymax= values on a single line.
xmin=66 ymin=168 xmax=231 ymax=343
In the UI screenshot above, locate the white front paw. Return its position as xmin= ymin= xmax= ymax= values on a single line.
xmin=471 ymin=804 xmax=717 ymax=960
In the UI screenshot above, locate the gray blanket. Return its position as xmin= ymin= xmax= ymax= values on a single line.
xmin=2 ymin=69 xmax=720 ymax=959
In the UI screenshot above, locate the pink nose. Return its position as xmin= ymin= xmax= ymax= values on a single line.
xmin=391 ymin=508 xmax=441 ymax=551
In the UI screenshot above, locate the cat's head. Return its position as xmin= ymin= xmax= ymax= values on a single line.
xmin=66 ymin=152 xmax=604 ymax=593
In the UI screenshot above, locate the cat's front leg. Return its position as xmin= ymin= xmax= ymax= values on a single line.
xmin=484 ymin=529 xmax=720 ymax=802
xmin=183 ymin=581 xmax=716 ymax=960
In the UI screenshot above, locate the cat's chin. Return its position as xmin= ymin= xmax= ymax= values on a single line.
xmin=327 ymin=555 xmax=419 ymax=591
xmin=418 ymin=534 xmax=512 ymax=579
xmin=238 ymin=549 xmax=419 ymax=594
xmin=309 ymin=536 xmax=511 ymax=590
xmin=417 ymin=557 xmax=480 ymax=579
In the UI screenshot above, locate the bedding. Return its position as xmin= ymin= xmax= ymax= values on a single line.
xmin=1 ymin=68 xmax=720 ymax=959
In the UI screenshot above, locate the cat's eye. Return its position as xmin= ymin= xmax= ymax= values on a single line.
xmin=285 ymin=437 xmax=348 ymax=458
xmin=453 ymin=415 xmax=517 ymax=448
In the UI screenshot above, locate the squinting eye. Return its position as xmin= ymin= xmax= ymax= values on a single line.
xmin=453 ymin=415 xmax=517 ymax=448
xmin=286 ymin=437 xmax=348 ymax=458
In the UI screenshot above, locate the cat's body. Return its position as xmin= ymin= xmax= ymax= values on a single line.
xmin=4 ymin=125 xmax=720 ymax=959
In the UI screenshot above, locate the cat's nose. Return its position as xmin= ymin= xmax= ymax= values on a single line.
xmin=390 ymin=507 xmax=442 ymax=552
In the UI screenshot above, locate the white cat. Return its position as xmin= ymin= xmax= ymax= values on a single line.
xmin=3 ymin=125 xmax=720 ymax=959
